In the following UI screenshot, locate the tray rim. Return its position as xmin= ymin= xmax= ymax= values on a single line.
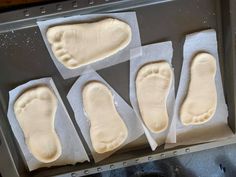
xmin=0 ymin=0 xmax=172 ymax=33
xmin=56 ymin=136 xmax=236 ymax=177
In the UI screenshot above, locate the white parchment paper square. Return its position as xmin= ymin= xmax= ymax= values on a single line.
xmin=165 ymin=29 xmax=234 ymax=148
xmin=7 ymin=78 xmax=89 ymax=171
xmin=130 ymin=41 xmax=175 ymax=151
xmin=67 ymin=70 xmax=144 ymax=162
xmin=37 ymin=12 xmax=141 ymax=79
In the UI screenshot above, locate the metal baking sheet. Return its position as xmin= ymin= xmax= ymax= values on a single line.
xmin=0 ymin=0 xmax=236 ymax=177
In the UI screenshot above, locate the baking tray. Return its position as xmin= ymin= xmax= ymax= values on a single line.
xmin=0 ymin=0 xmax=236 ymax=176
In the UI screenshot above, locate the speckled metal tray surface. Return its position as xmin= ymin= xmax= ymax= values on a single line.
xmin=0 ymin=0 xmax=236 ymax=177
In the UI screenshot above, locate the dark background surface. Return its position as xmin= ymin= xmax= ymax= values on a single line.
xmin=92 ymin=143 xmax=236 ymax=177
xmin=0 ymin=0 xmax=64 ymax=12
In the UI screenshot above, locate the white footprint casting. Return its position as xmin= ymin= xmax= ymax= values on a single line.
xmin=82 ymin=81 xmax=128 ymax=154
xmin=180 ymin=53 xmax=217 ymax=125
xmin=14 ymin=86 xmax=62 ymax=163
xmin=136 ymin=61 xmax=173 ymax=133
xmin=47 ymin=18 xmax=132 ymax=69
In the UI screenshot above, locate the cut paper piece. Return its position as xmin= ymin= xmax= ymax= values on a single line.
xmin=136 ymin=61 xmax=173 ymax=133
xmin=67 ymin=71 xmax=144 ymax=162
xmin=180 ymin=53 xmax=217 ymax=125
xmin=14 ymin=85 xmax=61 ymax=163
xmin=165 ymin=29 xmax=234 ymax=149
xmin=7 ymin=78 xmax=89 ymax=171
xmin=47 ymin=18 xmax=131 ymax=69
xmin=37 ymin=12 xmax=141 ymax=79
xmin=129 ymin=41 xmax=175 ymax=150
xmin=82 ymin=81 xmax=128 ymax=154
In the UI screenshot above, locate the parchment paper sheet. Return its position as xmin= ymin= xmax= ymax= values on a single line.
xmin=129 ymin=41 xmax=175 ymax=150
xmin=165 ymin=29 xmax=234 ymax=149
xmin=67 ymin=70 xmax=144 ymax=162
xmin=7 ymin=78 xmax=89 ymax=171
xmin=37 ymin=12 xmax=141 ymax=79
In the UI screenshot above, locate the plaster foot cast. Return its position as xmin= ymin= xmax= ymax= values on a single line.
xmin=180 ymin=53 xmax=217 ymax=126
xmin=14 ymin=86 xmax=61 ymax=163
xmin=47 ymin=18 xmax=132 ymax=69
xmin=136 ymin=61 xmax=173 ymax=133
xmin=82 ymin=81 xmax=128 ymax=154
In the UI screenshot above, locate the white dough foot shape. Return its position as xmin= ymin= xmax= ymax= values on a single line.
xmin=82 ymin=81 xmax=128 ymax=154
xmin=180 ymin=53 xmax=217 ymax=126
xmin=14 ymin=86 xmax=62 ymax=163
xmin=136 ymin=61 xmax=173 ymax=133
xmin=47 ymin=18 xmax=132 ymax=69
